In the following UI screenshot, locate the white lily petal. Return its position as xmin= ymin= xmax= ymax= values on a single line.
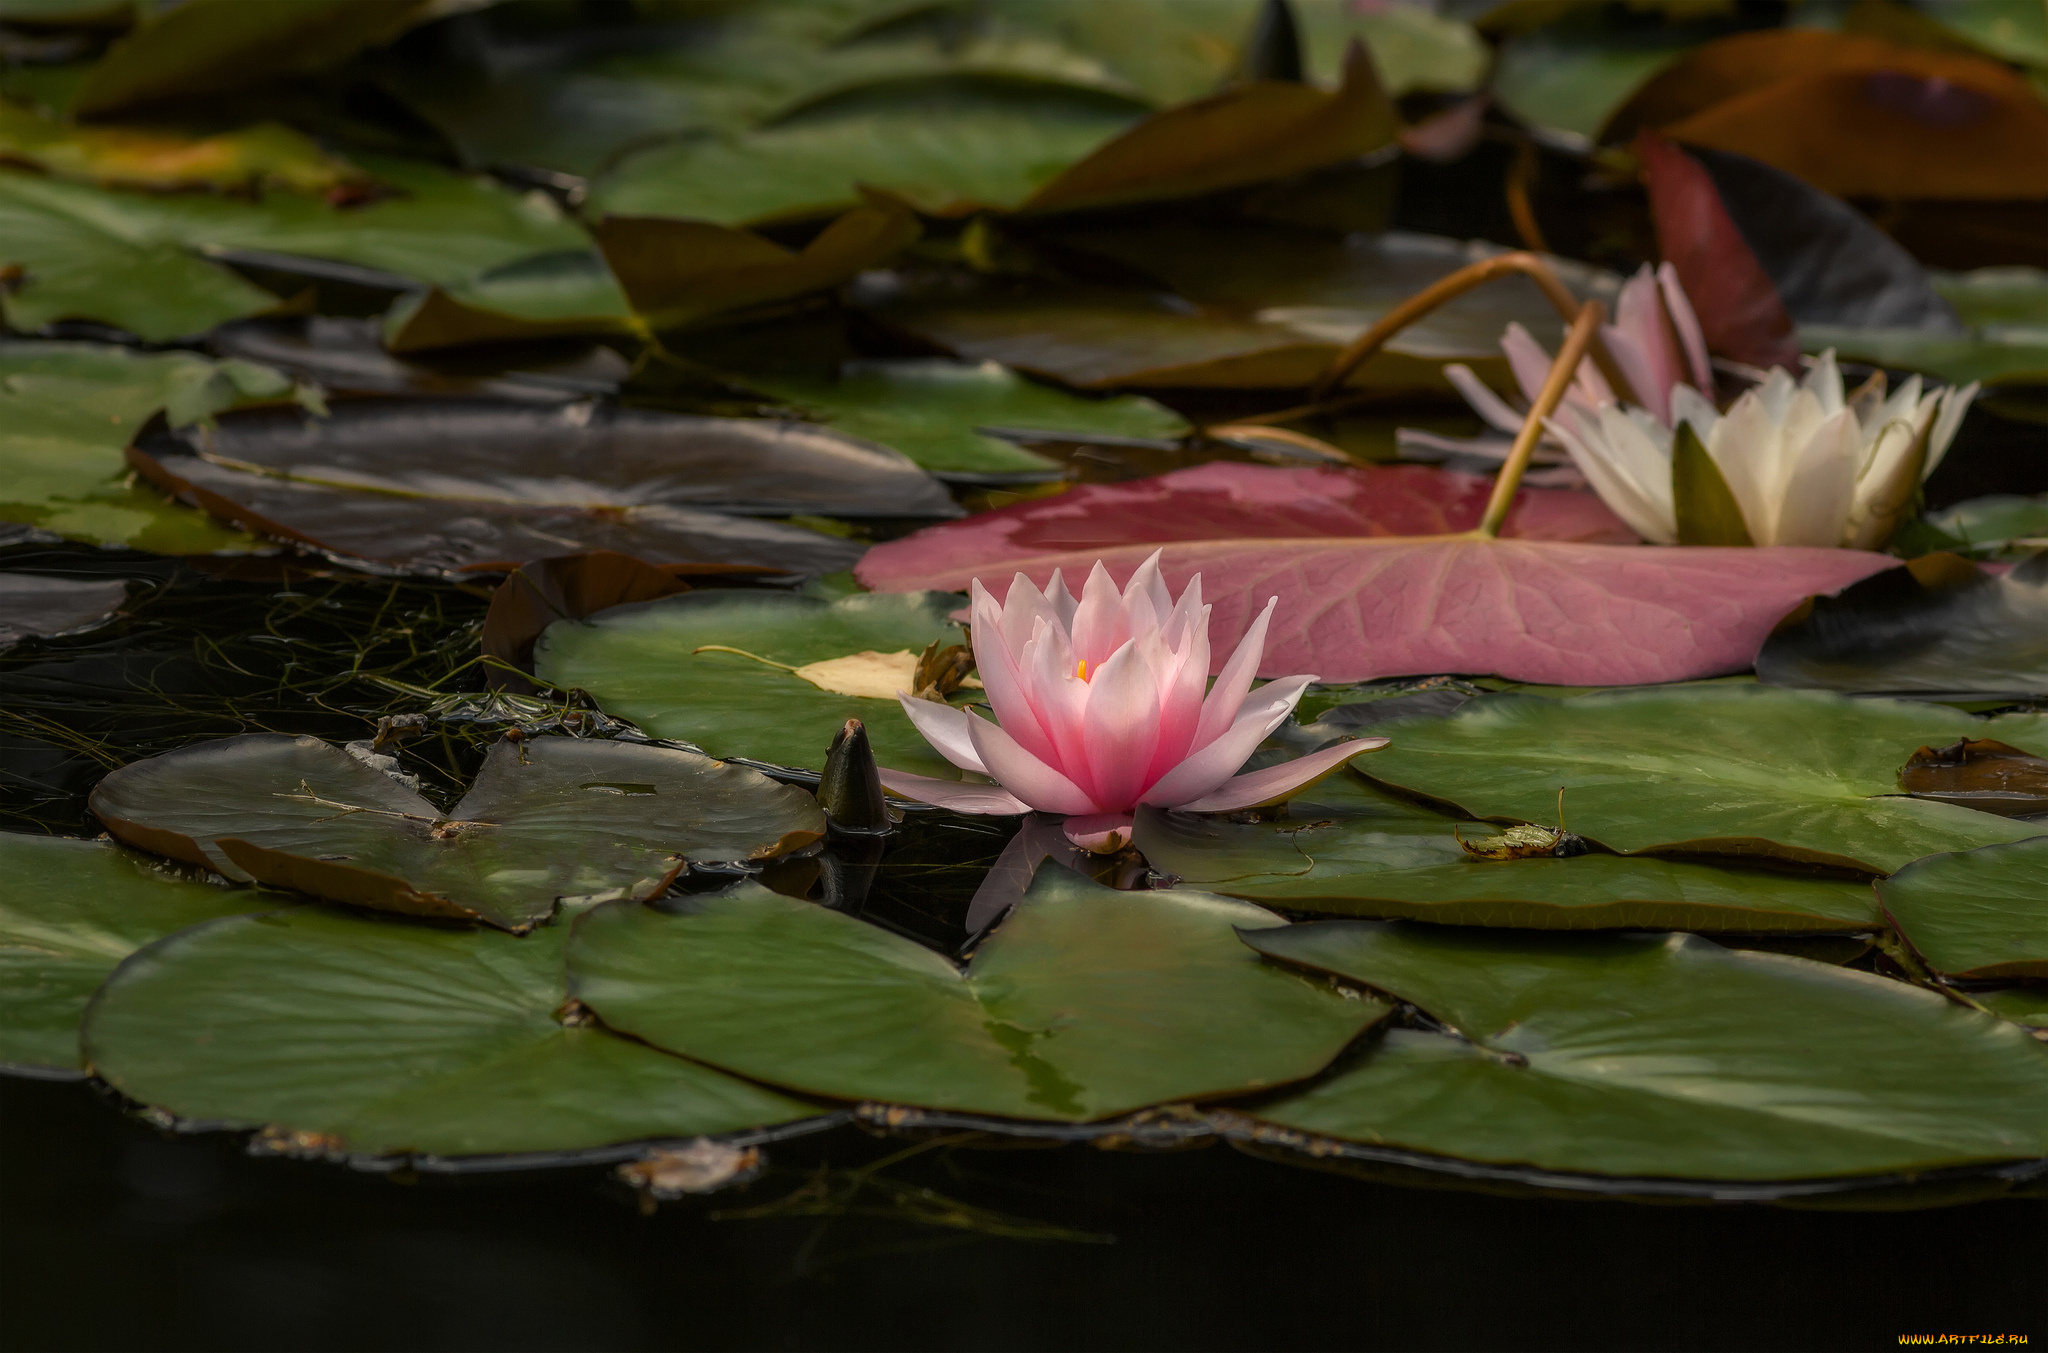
xmin=1773 ymin=408 xmax=1864 ymax=547
xmin=1444 ymin=362 xmax=1529 ymax=434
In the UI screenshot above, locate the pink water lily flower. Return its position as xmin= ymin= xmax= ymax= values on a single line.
xmin=878 ymin=552 xmax=1387 ymax=851
xmin=1397 ymin=262 xmax=1712 ymax=465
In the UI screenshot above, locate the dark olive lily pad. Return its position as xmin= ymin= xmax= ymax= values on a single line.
xmin=89 ymin=733 xmax=825 ymax=932
xmin=568 ymin=866 xmax=1384 ymax=1122
xmin=1243 ymin=922 xmax=2048 ymax=1180
xmin=83 ymin=906 xmax=818 ymax=1160
xmin=128 ymin=397 xmax=955 ymax=575
xmin=0 ymin=835 xmax=279 ymax=1076
xmin=533 ymin=588 xmax=970 ymax=776
xmin=0 ymin=573 xmax=128 ymax=648
xmin=210 ymin=316 xmax=632 ymax=404
xmin=1878 ymin=837 xmax=2048 ymax=979
xmin=1133 ymin=774 xmax=1880 ymax=932
xmin=741 ymin=359 xmax=1188 ymax=480
xmin=1357 ymin=687 xmax=2047 ymax=874
xmin=1757 ymin=553 xmax=2048 ymax=702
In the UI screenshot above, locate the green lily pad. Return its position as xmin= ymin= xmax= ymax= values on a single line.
xmin=589 ymin=76 xmax=1143 ymax=225
xmin=532 ymin=588 xmax=969 ymax=776
xmin=83 ymin=905 xmax=818 ymax=1159
xmin=1878 ymin=837 xmax=2048 ymax=979
xmin=1132 ymin=775 xmax=1881 ymax=932
xmin=1980 ymin=987 xmax=2048 ymax=1030
xmin=1491 ymin=25 xmax=1693 ymax=145
xmin=742 ymin=359 xmax=1188 ymax=478
xmin=1243 ymin=921 xmax=2048 ymax=1180
xmin=1 ymin=156 xmax=587 ymax=341
xmin=1356 ymin=687 xmax=2047 ymax=874
xmin=1910 ymin=493 xmax=2048 ymax=558
xmin=382 ymin=248 xmax=635 ymax=353
xmin=89 ymin=733 xmax=825 ymax=932
xmin=0 ymin=340 xmax=275 ymax=553
xmin=0 ymin=835 xmax=278 ymax=1076
xmin=568 ymin=866 xmax=1384 ymax=1122
xmin=1797 ymin=323 xmax=2048 ymax=388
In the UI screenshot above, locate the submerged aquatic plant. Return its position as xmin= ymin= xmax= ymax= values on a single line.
xmin=877 ymin=552 xmax=1385 ymax=850
xmin=1549 ymin=351 xmax=1978 ymax=549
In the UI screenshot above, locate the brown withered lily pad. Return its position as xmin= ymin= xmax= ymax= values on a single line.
xmin=125 ymin=397 xmax=959 ymax=576
xmin=1899 ymin=740 xmax=2048 ymax=819
xmin=89 ymin=733 xmax=826 ymax=932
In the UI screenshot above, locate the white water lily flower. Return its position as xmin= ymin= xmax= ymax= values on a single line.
xmin=1545 ymin=351 xmax=1979 ymax=549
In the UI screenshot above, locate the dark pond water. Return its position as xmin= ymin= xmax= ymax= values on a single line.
xmin=4 ymin=1075 xmax=2044 ymax=1353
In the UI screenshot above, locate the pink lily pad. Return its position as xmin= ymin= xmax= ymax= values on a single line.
xmin=859 ymin=462 xmax=1636 ymax=590
xmin=863 ymin=530 xmax=1895 ymax=686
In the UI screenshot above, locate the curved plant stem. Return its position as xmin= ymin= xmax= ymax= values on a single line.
xmin=1506 ymin=141 xmax=1551 ymax=255
xmin=691 ymin=644 xmax=796 ymax=671
xmin=1475 ymin=299 xmax=1605 ymax=539
xmin=1303 ymin=251 xmax=1637 ymax=407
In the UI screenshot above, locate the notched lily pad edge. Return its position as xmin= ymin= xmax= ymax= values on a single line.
xmin=39 ymin=1056 xmax=2045 ymax=1203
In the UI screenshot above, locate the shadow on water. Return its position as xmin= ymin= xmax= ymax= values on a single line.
xmin=3 ymin=1076 xmax=2042 ymax=1353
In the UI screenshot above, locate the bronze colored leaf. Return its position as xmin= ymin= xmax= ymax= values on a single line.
xmin=1899 ymin=739 xmax=2048 ymax=819
xmin=1671 ymin=421 xmax=1755 ymax=547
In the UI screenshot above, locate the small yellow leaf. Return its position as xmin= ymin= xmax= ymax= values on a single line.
xmin=790 ymin=650 xmax=922 ymax=699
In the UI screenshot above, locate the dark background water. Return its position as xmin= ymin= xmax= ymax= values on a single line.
xmin=4 ymin=1075 xmax=2042 ymax=1353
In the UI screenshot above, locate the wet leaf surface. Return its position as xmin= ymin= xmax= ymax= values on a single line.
xmin=89 ymin=732 xmax=824 ymax=931
xmin=0 ymin=834 xmax=276 ymax=1074
xmin=741 ymin=359 xmax=1187 ymax=479
xmin=1243 ymin=922 xmax=2048 ymax=1179
xmin=533 ymin=588 xmax=968 ymax=776
xmin=1353 ymin=686 xmax=2047 ymax=873
xmin=863 ymin=532 xmax=1894 ymax=686
xmin=0 ymin=103 xmax=365 ymax=197
xmin=568 ymin=865 xmax=1384 ymax=1122
xmin=128 ymin=397 xmax=951 ymax=574
xmin=1756 ymin=552 xmax=2048 ymax=701
xmin=1879 ymin=837 xmax=2048 ymax=979
xmin=1133 ymin=772 xmax=1880 ymax=932
xmin=84 ymin=905 xmax=818 ymax=1158
xmin=0 ymin=574 xmax=128 ymax=648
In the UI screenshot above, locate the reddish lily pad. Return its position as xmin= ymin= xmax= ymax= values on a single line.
xmin=858 ymin=462 xmax=1636 ymax=592
xmin=858 ymin=465 xmax=1895 ymax=685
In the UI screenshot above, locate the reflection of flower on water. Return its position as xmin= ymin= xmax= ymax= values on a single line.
xmin=1406 ymin=261 xmax=1978 ymax=550
xmin=877 ymin=551 xmax=1385 ymax=852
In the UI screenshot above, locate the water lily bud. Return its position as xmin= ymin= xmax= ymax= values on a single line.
xmin=817 ymin=718 xmax=890 ymax=834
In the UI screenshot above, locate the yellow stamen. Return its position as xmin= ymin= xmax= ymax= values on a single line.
xmin=1076 ymin=659 xmax=1088 ymax=681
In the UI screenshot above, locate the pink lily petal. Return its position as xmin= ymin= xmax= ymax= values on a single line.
xmin=1443 ymin=363 xmax=1528 ymax=434
xmin=1063 ymin=811 xmax=1135 ymax=854
xmin=1657 ymin=261 xmax=1713 ymax=393
xmin=1076 ymin=635 xmax=1164 ymax=811
xmin=1176 ymin=738 xmax=1391 ymax=813
xmin=966 ymin=711 xmax=1103 ymax=815
xmin=877 ymin=769 xmax=1030 ymax=816
xmin=1500 ymin=323 xmax=1558 ymax=406
xmin=895 ymin=694 xmax=988 ymax=774
xmin=1193 ymin=595 xmax=1277 ymax=750
xmin=1142 ymin=674 xmax=1315 ymax=807
xmin=1121 ymin=548 xmax=1173 ymax=637
xmin=1069 ymin=560 xmax=1130 ymax=670
xmin=970 ymin=578 xmax=1061 ymax=766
